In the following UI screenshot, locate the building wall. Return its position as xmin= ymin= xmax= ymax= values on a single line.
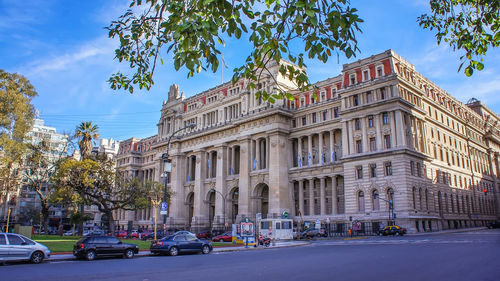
xmin=118 ymin=50 xmax=500 ymax=233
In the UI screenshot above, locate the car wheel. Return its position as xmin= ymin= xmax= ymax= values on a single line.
xmin=219 ymin=238 xmax=224 ymax=242
xmin=30 ymin=251 xmax=44 ymax=264
xmin=395 ymin=232 xmax=400 ymax=236
xmin=169 ymin=247 xmax=179 ymax=256
xmin=124 ymin=249 xmax=135 ymax=259
xmin=202 ymin=245 xmax=211 ymax=254
xmin=86 ymin=250 xmax=96 ymax=261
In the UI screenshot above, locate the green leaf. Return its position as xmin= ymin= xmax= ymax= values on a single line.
xmin=464 ymin=66 xmax=473 ymax=76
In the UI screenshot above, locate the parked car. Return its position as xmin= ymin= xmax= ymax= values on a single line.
xmin=128 ymin=230 xmax=139 ymax=239
xmin=487 ymin=221 xmax=500 ymax=229
xmin=378 ymin=225 xmax=407 ymax=236
xmin=142 ymin=230 xmax=166 ymax=241
xmin=73 ymin=235 xmax=139 ymax=261
xmin=150 ymin=234 xmax=212 ymax=256
xmin=196 ymin=230 xmax=212 ymax=239
xmin=115 ymin=230 xmax=128 ymax=238
xmin=212 ymin=232 xmax=232 ymax=242
xmin=174 ymin=230 xmax=196 ymax=236
xmin=63 ymin=230 xmax=75 ymax=236
xmin=300 ymin=228 xmax=327 ymax=238
xmin=0 ymin=233 xmax=51 ymax=264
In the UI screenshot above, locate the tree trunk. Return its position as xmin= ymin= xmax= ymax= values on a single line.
xmin=78 ymin=203 xmax=84 ymax=235
xmin=106 ymin=210 xmax=115 ymax=236
xmin=42 ymin=208 xmax=50 ymax=234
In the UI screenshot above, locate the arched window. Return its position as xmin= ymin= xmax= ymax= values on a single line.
xmin=412 ymin=187 xmax=417 ymax=209
xmin=425 ymin=189 xmax=429 ymax=210
xmin=418 ymin=188 xmax=423 ymax=210
xmin=358 ymin=191 xmax=365 ymax=212
xmin=372 ymin=190 xmax=380 ymax=211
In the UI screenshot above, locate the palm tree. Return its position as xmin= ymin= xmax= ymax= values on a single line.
xmin=75 ymin=122 xmax=99 ymax=159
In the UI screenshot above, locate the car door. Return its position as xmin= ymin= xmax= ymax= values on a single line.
xmin=0 ymin=234 xmax=8 ymax=260
xmin=93 ymin=237 xmax=111 ymax=255
xmin=6 ymin=234 xmax=31 ymax=259
xmin=185 ymin=234 xmax=203 ymax=251
xmin=173 ymin=235 xmax=190 ymax=252
xmin=107 ymin=237 xmax=124 ymax=255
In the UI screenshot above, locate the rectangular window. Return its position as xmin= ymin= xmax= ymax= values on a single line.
xmin=370 ymin=163 xmax=377 ymax=178
xmin=353 ymin=95 xmax=359 ymax=106
xmin=333 ymin=107 xmax=339 ymax=118
xmin=380 ymin=88 xmax=386 ymax=100
xmin=410 ymin=161 xmax=415 ymax=176
xmin=368 ymin=115 xmax=374 ymax=127
xmin=384 ymin=162 xmax=392 ymax=176
xmin=377 ymin=66 xmax=383 ymax=77
xmin=369 ymin=137 xmax=376 ymax=152
xmin=363 ymin=70 xmax=369 ymax=81
xmin=366 ymin=91 xmax=373 ymax=103
xmin=302 ymin=117 xmax=306 ymax=126
xmin=355 ymin=118 xmax=361 ymax=130
xmin=322 ymin=110 xmax=327 ymax=121
xmin=356 ymin=140 xmax=362 ymax=153
xmin=350 ymin=74 xmax=356 ymax=85
xmin=382 ymin=112 xmax=389 ymax=124
xmin=320 ymin=91 xmax=326 ymax=102
xmin=312 ymin=112 xmax=317 ymax=123
xmin=384 ymin=135 xmax=391 ymax=149
xmin=292 ymin=119 xmax=296 ymax=128
xmin=356 ymin=166 xmax=363 ymax=179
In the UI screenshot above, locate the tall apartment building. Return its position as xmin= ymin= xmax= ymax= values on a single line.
xmin=117 ymin=50 xmax=499 ymax=233
xmin=17 ymin=118 xmax=69 ymax=225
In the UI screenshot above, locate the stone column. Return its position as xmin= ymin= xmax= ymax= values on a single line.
xmin=238 ymin=138 xmax=251 ymax=220
xmin=318 ymin=132 xmax=324 ymax=164
xmin=329 ymin=130 xmax=334 ymax=162
xmin=268 ymin=131 xmax=291 ymax=217
xmin=391 ymin=111 xmax=397 ymax=147
xmin=307 ymin=135 xmax=312 ymax=166
xmin=215 ymin=144 xmax=228 ymax=225
xmin=193 ymin=150 xmax=207 ymax=224
xmin=342 ymin=121 xmax=349 ymax=156
xmin=309 ymin=178 xmax=315 ymax=215
xmin=231 ymin=147 xmax=236 ymax=175
xmin=361 ymin=116 xmax=368 ymax=153
xmin=320 ymin=177 xmax=326 ymax=215
xmin=256 ymin=139 xmax=261 ymax=170
xmin=396 ymin=110 xmax=406 ymax=147
xmin=332 ymin=176 xmax=337 ymax=215
xmin=297 ymin=137 xmax=303 ymax=167
xmin=298 ymin=180 xmax=304 ymax=216
xmin=169 ymin=150 xmax=187 ymax=226
xmin=266 ymin=136 xmax=270 ymax=169
xmin=376 ymin=114 xmax=382 ymax=150
xmin=289 ymin=181 xmax=296 ymax=218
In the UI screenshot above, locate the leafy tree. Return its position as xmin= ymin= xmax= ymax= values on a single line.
xmin=75 ymin=122 xmax=99 ymax=160
xmin=53 ymin=157 xmax=149 ymax=233
xmin=23 ymin=139 xmax=70 ymax=233
xmin=107 ymin=0 xmax=363 ymax=101
xmin=418 ymin=0 xmax=499 ymax=76
xmin=0 ymin=70 xmax=37 ymax=219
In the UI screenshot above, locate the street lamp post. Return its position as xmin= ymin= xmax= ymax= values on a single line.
xmin=210 ymin=188 xmax=227 ymax=229
xmin=374 ymin=193 xmax=394 ymax=225
xmin=161 ymin=123 xmax=196 ymax=232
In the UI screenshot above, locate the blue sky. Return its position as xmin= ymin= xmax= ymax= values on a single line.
xmin=1 ymin=0 xmax=499 ymax=141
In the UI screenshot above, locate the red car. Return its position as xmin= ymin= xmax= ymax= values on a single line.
xmin=116 ymin=230 xmax=127 ymax=238
xmin=212 ymin=232 xmax=232 ymax=242
xmin=196 ymin=230 xmax=212 ymax=239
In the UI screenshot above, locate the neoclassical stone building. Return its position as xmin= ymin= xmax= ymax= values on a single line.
xmin=116 ymin=50 xmax=500 ymax=233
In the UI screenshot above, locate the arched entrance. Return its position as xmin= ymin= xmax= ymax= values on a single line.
xmin=208 ymin=191 xmax=215 ymax=227
xmin=230 ymin=187 xmax=239 ymax=223
xmin=254 ymin=183 xmax=269 ymax=219
xmin=186 ymin=192 xmax=194 ymax=226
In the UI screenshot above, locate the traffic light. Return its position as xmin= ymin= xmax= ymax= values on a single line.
xmin=483 ymin=189 xmax=488 ymax=196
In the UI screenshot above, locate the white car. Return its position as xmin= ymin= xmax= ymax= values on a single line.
xmin=0 ymin=233 xmax=51 ymax=264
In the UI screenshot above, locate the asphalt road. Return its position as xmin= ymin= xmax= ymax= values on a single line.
xmin=2 ymin=229 xmax=499 ymax=281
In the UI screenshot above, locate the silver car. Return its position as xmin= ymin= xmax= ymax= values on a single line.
xmin=0 ymin=233 xmax=51 ymax=264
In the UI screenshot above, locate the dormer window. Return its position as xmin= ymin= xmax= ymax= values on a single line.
xmin=320 ymin=91 xmax=326 ymax=102
xmin=300 ymin=97 xmax=305 ymax=107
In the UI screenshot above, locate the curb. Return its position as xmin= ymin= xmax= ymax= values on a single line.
xmin=405 ymin=227 xmax=488 ymax=236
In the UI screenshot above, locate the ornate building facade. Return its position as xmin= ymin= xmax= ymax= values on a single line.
xmin=117 ymin=50 xmax=500 ymax=233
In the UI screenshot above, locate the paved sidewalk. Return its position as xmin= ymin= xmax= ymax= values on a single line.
xmin=405 ymin=226 xmax=487 ymax=236
xmin=48 ymin=241 xmax=309 ymax=262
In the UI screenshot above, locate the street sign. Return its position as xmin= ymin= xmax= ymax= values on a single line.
xmin=256 ymin=213 xmax=262 ymax=220
xmin=240 ymin=221 xmax=254 ymax=237
xmin=160 ymin=202 xmax=168 ymax=215
xmin=281 ymin=211 xmax=288 ymax=219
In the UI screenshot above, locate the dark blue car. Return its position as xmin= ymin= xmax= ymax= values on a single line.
xmin=150 ymin=234 xmax=212 ymax=256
